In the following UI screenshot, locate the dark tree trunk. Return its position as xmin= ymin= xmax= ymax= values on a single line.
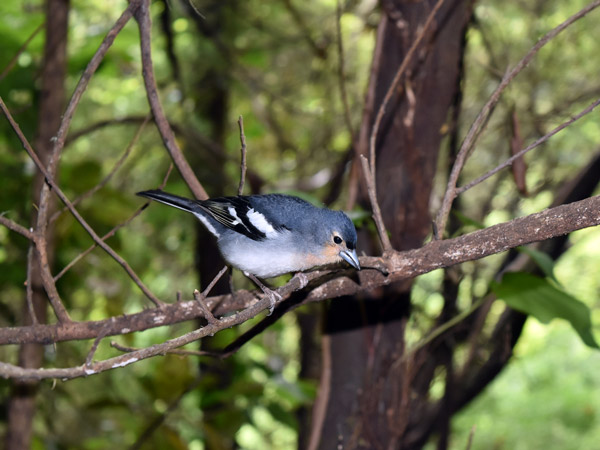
xmin=5 ymin=0 xmax=69 ymax=449
xmin=311 ymin=1 xmax=473 ymax=448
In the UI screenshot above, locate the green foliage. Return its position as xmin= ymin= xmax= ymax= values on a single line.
xmin=448 ymin=325 xmax=600 ymax=450
xmin=517 ymin=246 xmax=559 ymax=283
xmin=492 ymin=272 xmax=598 ymax=349
xmin=1 ymin=0 xmax=600 ymax=447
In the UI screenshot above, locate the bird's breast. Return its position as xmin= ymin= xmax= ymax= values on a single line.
xmin=218 ymin=232 xmax=332 ymax=279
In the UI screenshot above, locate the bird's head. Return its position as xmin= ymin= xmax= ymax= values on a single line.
xmin=315 ymin=210 xmax=360 ymax=271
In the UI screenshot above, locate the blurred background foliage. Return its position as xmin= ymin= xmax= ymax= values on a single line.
xmin=0 ymin=0 xmax=599 ymax=448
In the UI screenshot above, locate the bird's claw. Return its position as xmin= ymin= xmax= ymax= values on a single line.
xmin=265 ymin=289 xmax=282 ymax=315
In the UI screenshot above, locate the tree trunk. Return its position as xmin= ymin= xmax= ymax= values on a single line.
xmin=311 ymin=1 xmax=473 ymax=448
xmin=5 ymin=1 xmax=69 ymax=449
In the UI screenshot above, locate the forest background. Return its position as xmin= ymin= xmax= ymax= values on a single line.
xmin=1 ymin=0 xmax=600 ymax=449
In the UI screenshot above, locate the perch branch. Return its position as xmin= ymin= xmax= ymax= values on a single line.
xmin=0 ymin=195 xmax=598 ymax=351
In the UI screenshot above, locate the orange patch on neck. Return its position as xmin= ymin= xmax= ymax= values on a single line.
xmin=303 ymin=244 xmax=340 ymax=268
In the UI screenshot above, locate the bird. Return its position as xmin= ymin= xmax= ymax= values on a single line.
xmin=137 ymin=189 xmax=360 ymax=312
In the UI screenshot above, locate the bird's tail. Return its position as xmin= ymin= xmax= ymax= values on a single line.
xmin=137 ymin=190 xmax=199 ymax=214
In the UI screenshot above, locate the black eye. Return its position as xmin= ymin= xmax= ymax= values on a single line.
xmin=333 ymin=236 xmax=343 ymax=244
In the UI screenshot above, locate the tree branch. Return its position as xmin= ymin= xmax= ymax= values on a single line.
xmin=359 ymin=155 xmax=393 ymax=252
xmin=0 ymin=97 xmax=165 ymax=308
xmin=368 ymin=0 xmax=446 ymax=178
xmin=49 ymin=114 xmax=151 ymax=225
xmin=0 ymin=215 xmax=34 ymax=240
xmin=435 ymin=0 xmax=600 ymax=237
xmin=1 ymin=194 xmax=598 ymax=354
xmin=52 ymin=159 xmax=173 ymax=283
xmin=456 ymin=98 xmax=600 ymax=195
xmin=237 ymin=115 xmax=247 ymax=195
xmin=134 ymin=0 xmax=209 ymax=201
xmin=0 ymin=21 xmax=45 ymax=82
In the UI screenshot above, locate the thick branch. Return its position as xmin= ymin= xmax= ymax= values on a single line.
xmin=1 ymin=195 xmax=598 ymax=349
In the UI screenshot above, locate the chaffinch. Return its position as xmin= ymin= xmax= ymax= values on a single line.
xmin=137 ymin=190 xmax=360 ymax=311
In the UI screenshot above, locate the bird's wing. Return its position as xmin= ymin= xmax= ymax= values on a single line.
xmin=199 ymin=196 xmax=286 ymax=241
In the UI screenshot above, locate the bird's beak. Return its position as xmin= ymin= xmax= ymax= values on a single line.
xmin=340 ymin=248 xmax=360 ymax=270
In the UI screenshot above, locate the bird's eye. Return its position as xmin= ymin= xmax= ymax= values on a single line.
xmin=333 ymin=235 xmax=343 ymax=245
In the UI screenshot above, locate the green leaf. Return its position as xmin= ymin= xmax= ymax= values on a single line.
xmin=491 ymin=272 xmax=599 ymax=349
xmin=517 ymin=246 xmax=559 ymax=283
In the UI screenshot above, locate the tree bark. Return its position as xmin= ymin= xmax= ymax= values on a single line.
xmin=5 ymin=0 xmax=69 ymax=448
xmin=313 ymin=1 xmax=473 ymax=448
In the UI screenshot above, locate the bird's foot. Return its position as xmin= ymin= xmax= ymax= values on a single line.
xmin=263 ymin=288 xmax=282 ymax=315
xmin=245 ymin=272 xmax=281 ymax=315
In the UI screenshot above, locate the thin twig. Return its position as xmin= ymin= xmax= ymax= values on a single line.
xmin=368 ymin=0 xmax=446 ymax=178
xmin=85 ymin=329 xmax=108 ymax=367
xmin=202 ymin=265 xmax=228 ymax=299
xmin=281 ymin=0 xmax=327 ymax=59
xmin=49 ymin=114 xmax=151 ymax=224
xmin=408 ymin=298 xmax=486 ymax=358
xmin=0 ymin=97 xmax=165 ymax=308
xmin=185 ymin=0 xmax=206 ymax=20
xmin=456 ymin=98 xmax=600 ymax=195
xmin=53 ymin=163 xmax=174 ymax=282
xmin=435 ymin=0 xmax=600 ymax=237
xmin=111 ymin=341 xmax=216 ymax=357
xmin=50 ymin=0 xmax=141 ymax=158
xmin=134 ymin=0 xmax=209 ymax=201
xmin=359 ymin=155 xmax=393 ymax=252
xmin=33 ymin=238 xmax=71 ymax=322
xmin=53 ymin=205 xmax=147 ymax=282
xmin=193 ymin=266 xmax=228 ymax=324
xmin=0 ymin=214 xmax=34 ymax=240
xmin=0 ymin=22 xmax=45 ymax=82
xmin=358 ymin=0 xmax=445 ymax=252
xmin=237 ymin=115 xmax=247 ymax=195
xmin=465 ymin=425 xmax=476 ymax=450
xmin=66 ymin=116 xmax=151 ymax=144
xmin=194 ymin=289 xmax=218 ymax=325
xmin=350 ymin=17 xmax=387 ymax=210
xmin=37 ymin=0 xmax=141 ymax=216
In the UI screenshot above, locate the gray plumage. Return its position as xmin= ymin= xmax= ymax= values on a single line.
xmin=137 ymin=190 xmax=360 ymax=279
